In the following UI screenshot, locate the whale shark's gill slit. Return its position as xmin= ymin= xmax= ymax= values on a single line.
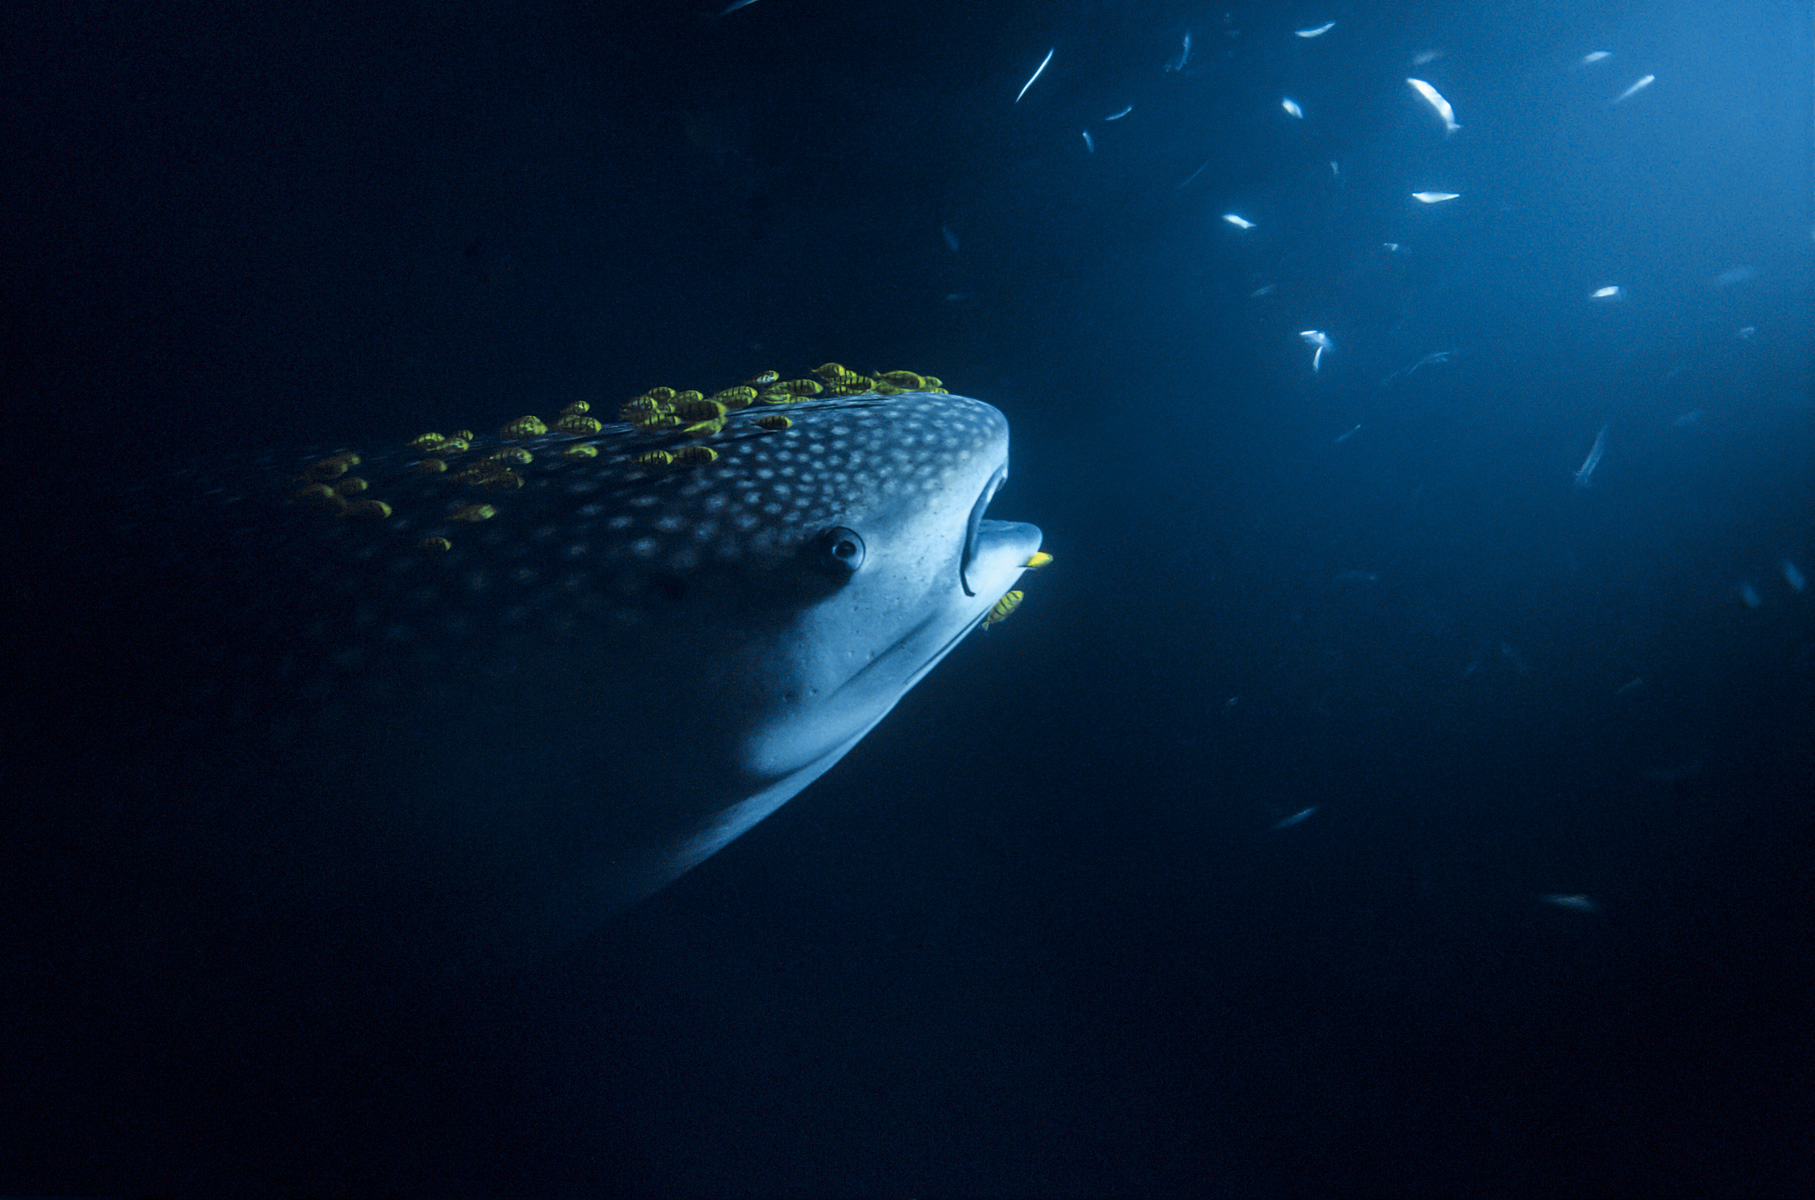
xmin=959 ymin=465 xmax=1006 ymax=597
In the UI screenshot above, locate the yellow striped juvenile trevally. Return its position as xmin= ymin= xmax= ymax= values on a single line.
xmin=87 ymin=385 xmax=1041 ymax=968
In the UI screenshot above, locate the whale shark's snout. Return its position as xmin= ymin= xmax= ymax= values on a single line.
xmin=701 ymin=389 xmax=1041 ymax=864
xmin=967 ymin=517 xmax=1044 ymax=606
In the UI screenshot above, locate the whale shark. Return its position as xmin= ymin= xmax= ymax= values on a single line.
xmin=78 ymin=370 xmax=1042 ymax=967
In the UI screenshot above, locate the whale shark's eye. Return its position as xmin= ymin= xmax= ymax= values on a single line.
xmin=819 ymin=526 xmax=866 ymax=573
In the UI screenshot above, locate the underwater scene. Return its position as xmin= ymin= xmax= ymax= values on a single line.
xmin=5 ymin=0 xmax=1810 ymax=1194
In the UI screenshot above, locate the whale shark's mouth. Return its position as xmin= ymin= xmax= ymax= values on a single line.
xmin=959 ymin=464 xmax=1007 ymax=597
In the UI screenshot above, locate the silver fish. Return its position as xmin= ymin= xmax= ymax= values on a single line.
xmin=1387 ymin=348 xmax=1457 ymax=381
xmin=1015 ymin=48 xmax=1054 ymax=103
xmin=1574 ymin=423 xmax=1608 ymax=487
xmin=1165 ymin=30 xmax=1191 ymax=73
xmin=94 ymin=387 xmax=1042 ymax=966
xmin=1406 ymin=77 xmax=1461 ymax=134
xmin=1613 ymin=74 xmax=1654 ymax=103
xmin=1300 ymin=329 xmax=1333 ymax=371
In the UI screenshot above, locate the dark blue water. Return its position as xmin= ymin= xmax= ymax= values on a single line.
xmin=5 ymin=0 xmax=1810 ymax=1194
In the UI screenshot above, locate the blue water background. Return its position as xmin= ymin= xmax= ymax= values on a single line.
xmin=4 ymin=0 xmax=1809 ymax=1193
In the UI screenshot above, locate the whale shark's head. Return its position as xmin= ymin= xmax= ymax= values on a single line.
xmin=663 ymin=390 xmax=1042 ymax=869
xmin=122 ymin=373 xmax=1042 ymax=958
